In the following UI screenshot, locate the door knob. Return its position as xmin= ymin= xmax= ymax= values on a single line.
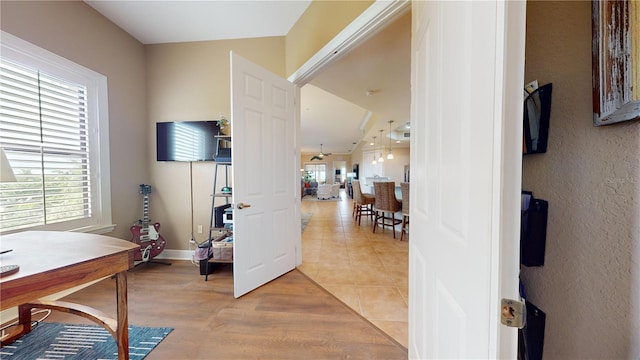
xmin=236 ymin=202 xmax=251 ymax=209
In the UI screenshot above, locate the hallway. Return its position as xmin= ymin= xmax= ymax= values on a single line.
xmin=298 ymin=190 xmax=408 ymax=348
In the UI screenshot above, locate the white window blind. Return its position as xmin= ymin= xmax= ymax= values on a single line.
xmin=0 ymin=32 xmax=112 ymax=234
xmin=0 ymin=60 xmax=91 ymax=231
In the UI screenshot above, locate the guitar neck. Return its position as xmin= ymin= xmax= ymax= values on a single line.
xmin=141 ymin=194 xmax=150 ymax=226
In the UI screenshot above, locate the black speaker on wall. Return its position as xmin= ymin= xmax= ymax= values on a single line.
xmin=518 ymin=300 xmax=546 ymax=360
xmin=520 ymin=191 xmax=548 ymax=267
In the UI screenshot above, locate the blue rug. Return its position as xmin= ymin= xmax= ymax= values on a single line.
xmin=0 ymin=322 xmax=172 ymax=359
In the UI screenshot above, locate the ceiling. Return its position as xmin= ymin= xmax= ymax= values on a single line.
xmin=84 ymin=1 xmax=410 ymax=157
xmin=85 ymin=1 xmax=312 ymax=44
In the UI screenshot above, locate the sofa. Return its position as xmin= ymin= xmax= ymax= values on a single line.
xmin=303 ymin=181 xmax=318 ymax=196
xmin=317 ymin=184 xmax=340 ymax=200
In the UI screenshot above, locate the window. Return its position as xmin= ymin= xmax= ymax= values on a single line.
xmin=0 ymin=32 xmax=112 ymax=234
xmin=592 ymin=0 xmax=640 ymax=126
xmin=303 ymin=163 xmax=326 ymax=183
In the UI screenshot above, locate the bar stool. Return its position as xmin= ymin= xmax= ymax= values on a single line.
xmin=400 ymin=182 xmax=409 ymax=241
xmin=373 ymin=181 xmax=402 ymax=238
xmin=352 ymin=180 xmax=375 ymax=225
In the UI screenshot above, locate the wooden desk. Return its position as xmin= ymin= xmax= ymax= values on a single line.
xmin=0 ymin=231 xmax=138 ymax=360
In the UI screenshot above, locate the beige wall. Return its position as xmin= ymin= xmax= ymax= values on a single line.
xmin=0 ymin=1 xmax=148 ymax=241
xmin=285 ymin=0 xmax=373 ymax=76
xmin=520 ymin=1 xmax=640 ymax=358
xmin=349 ymin=142 xmax=409 ymax=187
xmin=300 ymin=153 xmax=353 ymax=185
xmin=146 ymin=38 xmax=286 ymax=250
xmin=0 ymin=0 xmax=373 ymax=251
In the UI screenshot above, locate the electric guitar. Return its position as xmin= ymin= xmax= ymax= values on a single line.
xmin=129 ymin=184 xmax=166 ymax=262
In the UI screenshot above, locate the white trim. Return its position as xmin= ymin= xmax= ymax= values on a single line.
xmin=495 ymin=1 xmax=526 ymax=357
xmin=293 ymin=86 xmax=302 ymax=267
xmin=287 ymin=0 xmax=410 ymax=86
xmin=72 ymin=224 xmax=117 ymax=235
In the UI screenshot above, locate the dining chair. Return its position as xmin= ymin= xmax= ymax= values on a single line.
xmin=352 ymin=180 xmax=375 ymax=225
xmin=400 ymin=182 xmax=409 ymax=241
xmin=373 ymin=181 xmax=402 ymax=238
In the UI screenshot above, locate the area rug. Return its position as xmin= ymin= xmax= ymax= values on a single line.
xmin=301 ymin=212 xmax=312 ymax=233
xmin=301 ymin=195 xmax=341 ymax=202
xmin=0 ymin=322 xmax=172 ymax=360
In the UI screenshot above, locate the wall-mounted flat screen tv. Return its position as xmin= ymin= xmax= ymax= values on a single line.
xmin=157 ymin=121 xmax=220 ymax=161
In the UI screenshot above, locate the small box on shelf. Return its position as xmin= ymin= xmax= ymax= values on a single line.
xmin=223 ymin=208 xmax=233 ymax=224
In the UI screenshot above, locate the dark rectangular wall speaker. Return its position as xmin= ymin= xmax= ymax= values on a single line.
xmin=521 ymin=193 xmax=548 ymax=266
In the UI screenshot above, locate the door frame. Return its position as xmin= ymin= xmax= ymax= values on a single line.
xmin=288 ymin=0 xmax=409 ymax=267
xmin=493 ymin=2 xmax=527 ymax=355
xmin=288 ymin=0 xmax=526 ymax=356
xmin=287 ymin=1 xmax=410 ymax=86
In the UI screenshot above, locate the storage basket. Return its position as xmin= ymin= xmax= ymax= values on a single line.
xmin=211 ymin=236 xmax=233 ymax=260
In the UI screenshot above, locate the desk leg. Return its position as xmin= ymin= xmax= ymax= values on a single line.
xmin=115 ymin=271 xmax=129 ymax=360
xmin=0 ymin=304 xmax=33 ymax=345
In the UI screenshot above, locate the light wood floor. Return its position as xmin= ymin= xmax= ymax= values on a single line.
xmin=299 ymin=190 xmax=408 ymax=347
xmin=38 ymin=259 xmax=407 ymax=359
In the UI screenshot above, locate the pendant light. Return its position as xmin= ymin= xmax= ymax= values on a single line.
xmin=371 ymin=136 xmax=377 ymax=165
xmin=387 ymin=120 xmax=394 ymax=160
xmin=378 ymin=129 xmax=384 ymax=163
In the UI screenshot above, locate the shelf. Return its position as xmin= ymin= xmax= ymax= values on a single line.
xmin=206 ymin=136 xmax=233 ymax=280
xmin=207 ymin=258 xmax=233 ymax=264
xmin=209 ymin=228 xmax=230 ymax=235
xmin=207 ymin=230 xmax=233 ymax=264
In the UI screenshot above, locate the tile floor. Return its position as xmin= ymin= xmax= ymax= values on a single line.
xmin=298 ymin=189 xmax=408 ymax=348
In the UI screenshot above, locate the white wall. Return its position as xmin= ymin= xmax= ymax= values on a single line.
xmin=520 ymin=2 xmax=640 ymax=358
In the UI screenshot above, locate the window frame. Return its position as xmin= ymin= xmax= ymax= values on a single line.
xmin=0 ymin=31 xmax=113 ymax=234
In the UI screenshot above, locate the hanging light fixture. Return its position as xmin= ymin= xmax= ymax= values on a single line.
xmin=387 ymin=120 xmax=394 ymax=159
xmin=378 ymin=129 xmax=384 ymax=163
xmin=371 ymin=136 xmax=377 ymax=165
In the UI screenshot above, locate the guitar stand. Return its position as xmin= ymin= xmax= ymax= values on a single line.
xmin=131 ymin=245 xmax=171 ymax=270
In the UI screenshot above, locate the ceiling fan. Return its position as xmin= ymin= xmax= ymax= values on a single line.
xmin=310 ymin=144 xmax=332 ymax=161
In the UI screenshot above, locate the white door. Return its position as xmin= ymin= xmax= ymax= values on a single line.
xmin=230 ymin=52 xmax=298 ymax=298
xmin=409 ymin=1 xmax=525 ymax=358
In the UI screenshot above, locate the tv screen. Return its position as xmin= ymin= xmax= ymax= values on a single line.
xmin=157 ymin=121 xmax=220 ymax=161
